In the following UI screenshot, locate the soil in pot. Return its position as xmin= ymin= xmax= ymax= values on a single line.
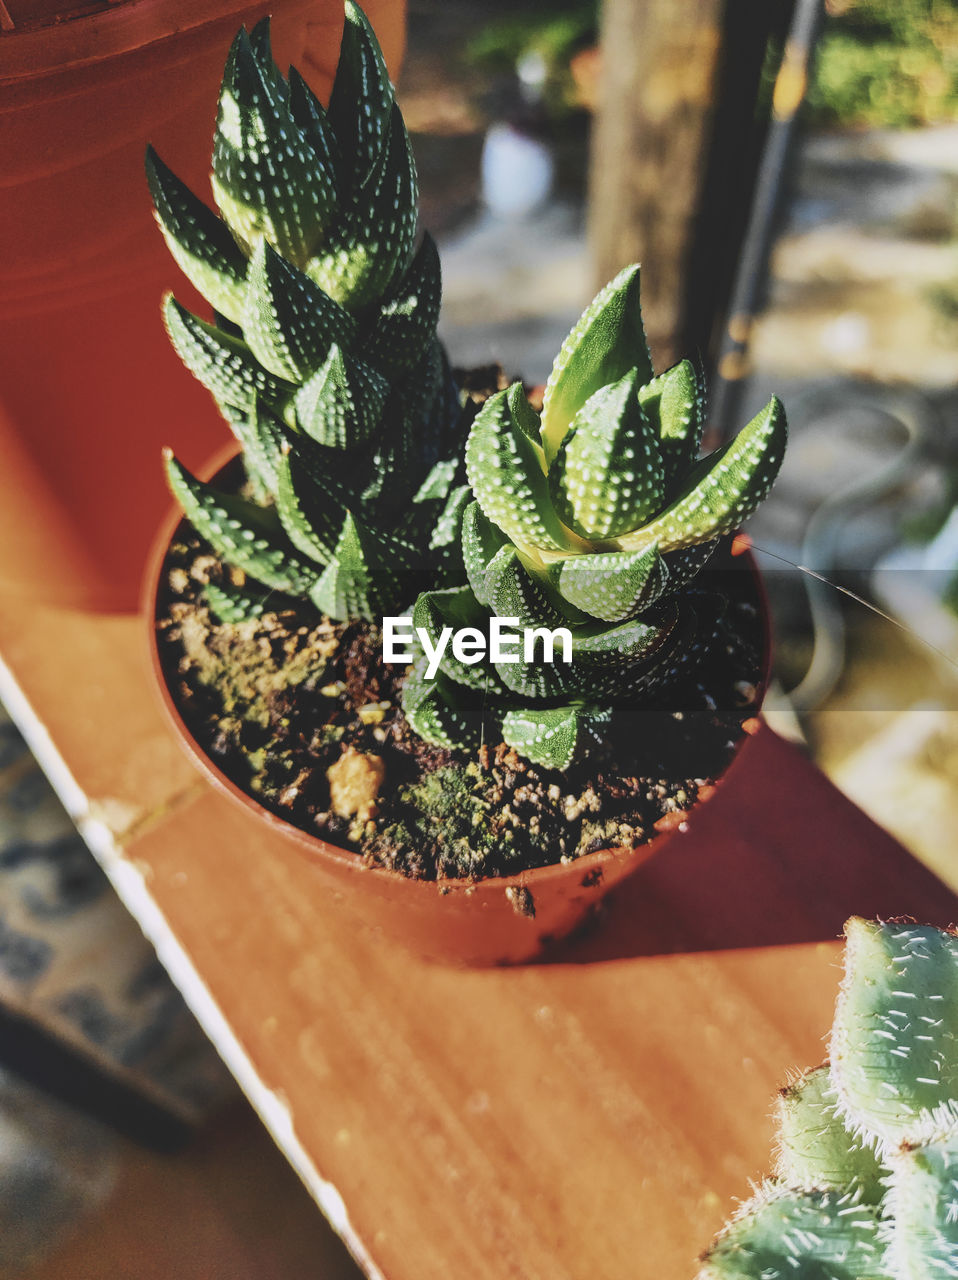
xmin=154 ymin=519 xmax=765 ymax=883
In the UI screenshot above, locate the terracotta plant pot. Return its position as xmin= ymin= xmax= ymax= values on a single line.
xmin=0 ymin=0 xmax=405 ymax=608
xmin=144 ymin=449 xmax=771 ymax=967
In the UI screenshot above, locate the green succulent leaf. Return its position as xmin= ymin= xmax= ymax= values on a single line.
xmin=145 ymin=146 xmax=248 ymax=324
xmin=274 ymin=444 xmax=340 ymax=566
xmin=243 ymin=239 xmax=356 ymax=381
xmin=211 ymin=25 xmax=335 ymax=263
xmin=501 ymin=704 xmax=608 ymax=772
xmin=165 ymin=454 xmax=314 ymax=595
xmin=775 ymin=1065 xmax=885 ymax=1204
xmin=287 ymin=64 xmax=342 ymax=193
xmin=327 ymin=0 xmax=394 ymax=194
xmin=830 ymin=917 xmax=958 ymax=1149
xmin=462 ymin=501 xmax=510 ymax=606
xmin=485 ymin=545 xmax=568 ymax=629
xmin=164 ymin=296 xmax=292 ymax=414
xmin=638 ymin=358 xmax=704 ymax=488
xmin=616 ymin=395 xmax=787 ymax=554
xmin=361 ymin=233 xmax=443 ymax=378
xmin=204 ymin=581 xmax=269 ymax=624
xmin=307 ymin=102 xmax=417 ymax=309
xmin=222 ymin=396 xmax=284 ymax=497
xmin=885 ymin=1133 xmax=958 ymax=1278
xmin=411 ymin=587 xmax=492 ymax=690
xmin=552 ymin=543 xmax=668 ymax=623
xmin=540 ymin=264 xmax=653 ymax=463
xmin=402 ymin=661 xmax=483 ymax=752
xmin=309 ymin=510 xmax=387 ymax=619
xmin=697 ymin=1185 xmax=888 ymax=1280
xmin=429 ymin=484 xmax=471 ymax=552
xmin=293 ymin=344 xmax=390 ymax=448
xmin=550 ymin=369 xmax=666 ymax=538
xmin=466 ymin=387 xmax=574 ymax=553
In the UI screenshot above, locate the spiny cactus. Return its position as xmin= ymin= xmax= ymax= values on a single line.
xmin=149 ymin=2 xmax=466 ymax=619
xmin=699 ymin=917 xmax=958 ymax=1280
xmin=401 ymin=264 xmax=786 ymax=770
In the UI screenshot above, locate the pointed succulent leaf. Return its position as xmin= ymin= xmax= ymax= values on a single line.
xmin=293 ymin=344 xmax=390 ymax=449
xmin=402 ymin=662 xmax=483 ymax=753
xmin=429 ymin=484 xmax=471 ymax=552
xmin=307 ymin=102 xmax=417 ymax=309
xmin=616 ymin=396 xmax=787 ymax=554
xmin=222 ymin=395 xmax=284 ymax=497
xmin=212 ymin=26 xmax=335 ymax=263
xmin=466 ymin=387 xmax=574 ymax=553
xmin=885 ymin=1132 xmax=958 ymax=1279
xmin=412 ymin=587 xmax=491 ymax=690
xmin=243 ymin=239 xmax=356 ymax=381
xmin=660 ymin=540 xmax=720 ymax=593
xmin=540 ymin=265 xmax=653 ymax=462
xmin=361 ymin=233 xmax=443 ymax=378
xmin=550 ymin=369 xmax=666 ymax=538
xmin=638 ymin=358 xmax=704 ymax=488
xmin=462 ymin=500 xmax=509 ymax=606
xmin=274 ymin=444 xmax=340 ymax=566
xmin=501 ymin=705 xmax=608 ymax=772
xmin=485 ymin=545 xmax=568 ymax=629
xmin=327 ymin=0 xmax=395 ymax=194
xmin=165 ymin=454 xmax=314 ymax=595
xmin=553 ymin=543 xmax=668 ymax=622
xmin=145 ymin=146 xmax=248 ymax=324
xmin=830 ymin=918 xmax=958 ymax=1150
xmin=774 ymin=1065 xmax=885 ymax=1204
xmin=288 ymin=65 xmax=342 ymax=190
xmin=309 ymin=510 xmax=388 ymax=619
xmin=204 ymin=581 xmax=269 ymax=624
xmin=164 ymin=296 xmax=293 ymax=413
xmin=697 ymin=1184 xmax=888 ymax=1280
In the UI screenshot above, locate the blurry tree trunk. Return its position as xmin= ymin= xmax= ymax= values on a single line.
xmin=589 ymin=0 xmax=795 ymax=370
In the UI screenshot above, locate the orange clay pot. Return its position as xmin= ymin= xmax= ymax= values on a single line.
xmin=144 ymin=447 xmax=770 ymax=967
xmin=0 ymin=0 xmax=405 ymax=608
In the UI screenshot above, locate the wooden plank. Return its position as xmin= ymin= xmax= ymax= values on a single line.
xmin=2 ymin=574 xmax=954 ymax=1277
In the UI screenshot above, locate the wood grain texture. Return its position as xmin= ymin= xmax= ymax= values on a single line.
xmin=2 ymin=590 xmax=955 ymax=1277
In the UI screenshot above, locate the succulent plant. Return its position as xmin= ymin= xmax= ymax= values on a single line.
xmin=400 ymin=264 xmax=787 ymax=770
xmin=149 ymin=2 xmax=466 ymax=619
xmin=699 ymin=917 xmax=958 ymax=1280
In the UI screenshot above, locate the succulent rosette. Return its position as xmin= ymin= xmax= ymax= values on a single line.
xmin=402 ymin=264 xmax=787 ymax=770
xmin=149 ymin=3 xmax=466 ymax=620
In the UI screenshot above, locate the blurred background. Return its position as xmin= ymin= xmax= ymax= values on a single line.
xmin=1 ymin=0 xmax=958 ymax=1273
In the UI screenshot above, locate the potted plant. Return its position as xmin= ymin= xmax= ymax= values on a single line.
xmin=147 ymin=2 xmax=787 ymax=965
xmin=699 ymin=916 xmax=958 ymax=1279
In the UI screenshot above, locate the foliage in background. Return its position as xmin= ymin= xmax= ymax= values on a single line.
xmin=809 ymin=0 xmax=958 ymax=128
xmin=699 ymin=918 xmax=958 ymax=1279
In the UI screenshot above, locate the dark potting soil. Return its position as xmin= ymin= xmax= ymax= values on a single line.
xmin=155 ymin=533 xmax=765 ymax=881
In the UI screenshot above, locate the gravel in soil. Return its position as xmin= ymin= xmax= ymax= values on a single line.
xmin=156 ymin=537 xmax=764 ymax=881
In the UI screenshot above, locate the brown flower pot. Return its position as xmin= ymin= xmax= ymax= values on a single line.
xmin=144 ymin=447 xmax=770 ymax=966
xmin=0 ymin=0 xmax=405 ymax=609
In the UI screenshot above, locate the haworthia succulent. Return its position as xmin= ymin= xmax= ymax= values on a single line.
xmin=402 ymin=265 xmax=786 ymax=769
xmin=700 ymin=918 xmax=958 ymax=1280
xmin=153 ymin=3 xmax=464 ymax=621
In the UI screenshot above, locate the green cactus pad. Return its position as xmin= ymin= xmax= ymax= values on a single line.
xmin=550 ymin=370 xmax=666 ymax=539
xmin=539 ymin=264 xmax=653 ymax=463
xmin=467 ymin=387 xmax=574 ymax=553
xmin=775 ymin=1065 xmax=885 ymax=1204
xmin=146 ymin=146 xmax=248 ymax=325
xmin=165 ymin=454 xmax=314 ymax=595
xmin=831 ymin=918 xmax=958 ymax=1149
xmin=617 ymin=395 xmax=787 ymax=554
xmin=698 ymin=1185 xmax=889 ymax=1280
xmin=885 ymin=1133 xmax=958 ymax=1277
